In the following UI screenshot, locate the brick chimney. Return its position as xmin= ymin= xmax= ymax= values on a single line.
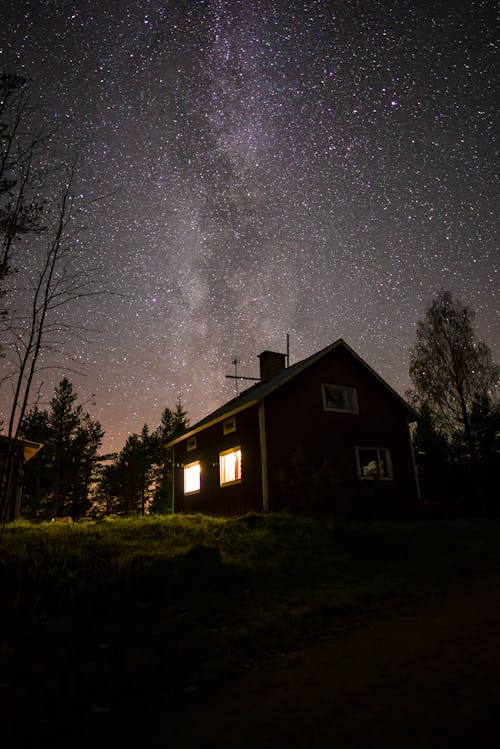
xmin=258 ymin=350 xmax=287 ymax=381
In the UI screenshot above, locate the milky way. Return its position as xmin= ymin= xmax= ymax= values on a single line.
xmin=1 ymin=0 xmax=498 ymax=452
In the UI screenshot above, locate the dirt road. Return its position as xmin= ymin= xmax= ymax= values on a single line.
xmin=12 ymin=568 xmax=500 ymax=748
xmin=169 ymin=571 xmax=500 ymax=748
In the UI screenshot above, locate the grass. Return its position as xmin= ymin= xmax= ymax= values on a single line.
xmin=1 ymin=513 xmax=500 ymax=744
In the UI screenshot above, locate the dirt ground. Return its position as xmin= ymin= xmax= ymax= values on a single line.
xmin=165 ymin=570 xmax=500 ymax=749
xmin=10 ymin=567 xmax=500 ymax=748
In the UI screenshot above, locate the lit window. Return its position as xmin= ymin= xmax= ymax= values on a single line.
xmin=356 ymin=448 xmax=392 ymax=480
xmin=187 ymin=437 xmax=196 ymax=452
xmin=184 ymin=461 xmax=201 ymax=494
xmin=322 ymin=384 xmax=358 ymax=413
xmin=219 ymin=448 xmax=242 ymax=486
xmin=223 ymin=417 xmax=236 ymax=434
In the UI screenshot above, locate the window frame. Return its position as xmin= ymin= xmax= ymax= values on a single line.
xmin=223 ymin=417 xmax=236 ymax=435
xmin=322 ymin=383 xmax=359 ymax=414
xmin=187 ymin=436 xmax=197 ymax=452
xmin=219 ymin=446 xmax=242 ymax=487
xmin=355 ymin=447 xmax=393 ymax=481
xmin=183 ymin=460 xmax=201 ymax=494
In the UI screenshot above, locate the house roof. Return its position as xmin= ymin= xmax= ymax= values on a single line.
xmin=167 ymin=338 xmax=417 ymax=447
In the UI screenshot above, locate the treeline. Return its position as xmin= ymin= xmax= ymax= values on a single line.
xmin=408 ymin=291 xmax=499 ymax=511
xmin=19 ymin=378 xmax=187 ymax=520
xmin=11 ymin=290 xmax=500 ymax=520
xmin=97 ymin=404 xmax=187 ymax=516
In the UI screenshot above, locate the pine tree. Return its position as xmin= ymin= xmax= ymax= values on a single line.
xmin=20 ymin=379 xmax=103 ymax=518
xmin=96 ymin=401 xmax=189 ymax=516
xmin=49 ymin=378 xmax=81 ymax=516
xmin=16 ymin=407 xmax=51 ymax=518
xmin=150 ymin=401 xmax=189 ymax=514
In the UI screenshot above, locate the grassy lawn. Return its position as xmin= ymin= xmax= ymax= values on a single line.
xmin=1 ymin=513 xmax=500 ymax=742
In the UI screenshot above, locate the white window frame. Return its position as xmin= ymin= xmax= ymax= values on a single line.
xmin=223 ymin=417 xmax=236 ymax=435
xmin=355 ymin=447 xmax=393 ymax=480
xmin=184 ymin=461 xmax=201 ymax=494
xmin=187 ymin=437 xmax=197 ymax=452
xmin=322 ymin=383 xmax=359 ymax=414
xmin=219 ymin=447 xmax=242 ymax=487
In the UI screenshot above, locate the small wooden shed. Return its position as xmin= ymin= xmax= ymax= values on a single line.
xmin=0 ymin=436 xmax=43 ymax=520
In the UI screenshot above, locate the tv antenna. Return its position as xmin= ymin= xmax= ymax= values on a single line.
xmin=225 ymin=356 xmax=260 ymax=395
xmin=225 ymin=334 xmax=291 ymax=395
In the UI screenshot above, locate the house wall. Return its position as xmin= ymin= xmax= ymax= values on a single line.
xmin=172 ymin=345 xmax=419 ymax=517
xmin=173 ymin=403 xmax=263 ymax=515
xmin=263 ymin=346 xmax=419 ymax=514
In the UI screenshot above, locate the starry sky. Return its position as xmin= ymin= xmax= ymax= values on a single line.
xmin=1 ymin=0 xmax=498 ymax=453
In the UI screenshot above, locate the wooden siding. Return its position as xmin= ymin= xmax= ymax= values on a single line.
xmin=171 ymin=343 xmax=419 ymax=517
xmin=263 ymin=345 xmax=419 ymax=513
xmin=173 ymin=403 xmax=263 ymax=515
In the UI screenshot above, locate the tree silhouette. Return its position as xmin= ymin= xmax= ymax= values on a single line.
xmin=20 ymin=378 xmax=103 ymax=519
xmin=409 ymin=291 xmax=498 ymax=441
xmin=409 ymin=290 xmax=499 ymax=508
xmin=94 ymin=401 xmax=188 ymax=516
xmin=149 ymin=401 xmax=189 ymax=514
xmin=0 ymin=73 xmax=104 ymax=521
xmin=0 ymin=73 xmax=46 ymax=296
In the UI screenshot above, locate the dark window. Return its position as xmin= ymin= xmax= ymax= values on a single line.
xmin=223 ymin=417 xmax=236 ymax=434
xmin=322 ymin=384 xmax=359 ymax=413
xmin=356 ymin=448 xmax=393 ymax=480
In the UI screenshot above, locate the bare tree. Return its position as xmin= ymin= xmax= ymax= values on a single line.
xmin=409 ymin=290 xmax=499 ymax=445
xmin=0 ymin=73 xmax=103 ymax=521
xmin=0 ymin=73 xmax=46 ymax=293
xmin=409 ymin=291 xmax=500 ymax=509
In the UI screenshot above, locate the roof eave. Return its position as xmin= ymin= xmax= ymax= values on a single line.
xmin=167 ymin=338 xmax=417 ymax=446
xmin=166 ymin=399 xmax=260 ymax=447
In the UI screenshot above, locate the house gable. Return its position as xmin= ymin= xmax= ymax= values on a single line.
xmin=168 ymin=339 xmax=415 ymax=449
xmin=262 ymin=343 xmax=418 ymax=511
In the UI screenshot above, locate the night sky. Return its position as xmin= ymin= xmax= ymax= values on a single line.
xmin=1 ymin=0 xmax=498 ymax=453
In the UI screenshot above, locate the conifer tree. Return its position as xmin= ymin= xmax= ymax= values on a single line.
xmin=20 ymin=378 xmax=103 ymax=518
xmin=95 ymin=401 xmax=188 ymax=516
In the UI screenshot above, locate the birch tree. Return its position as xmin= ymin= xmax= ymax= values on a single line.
xmin=409 ymin=290 xmax=498 ymax=445
xmin=409 ymin=291 xmax=499 ymax=507
xmin=0 ymin=73 xmax=103 ymax=521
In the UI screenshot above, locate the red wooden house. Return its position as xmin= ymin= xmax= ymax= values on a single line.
xmin=167 ymin=339 xmax=420 ymax=516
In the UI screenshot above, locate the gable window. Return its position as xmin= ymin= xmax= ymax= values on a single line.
xmin=219 ymin=447 xmax=242 ymax=486
xmin=187 ymin=437 xmax=197 ymax=452
xmin=223 ymin=417 xmax=236 ymax=434
xmin=184 ymin=461 xmax=201 ymax=494
xmin=356 ymin=448 xmax=392 ymax=480
xmin=322 ymin=384 xmax=358 ymax=413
